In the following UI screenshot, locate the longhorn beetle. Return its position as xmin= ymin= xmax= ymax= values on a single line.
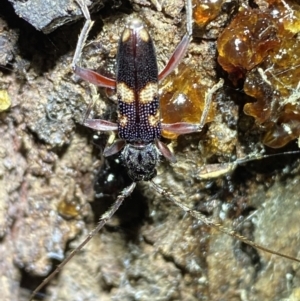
xmin=30 ymin=0 xmax=300 ymax=299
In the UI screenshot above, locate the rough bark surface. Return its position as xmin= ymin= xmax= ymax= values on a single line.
xmin=0 ymin=1 xmax=300 ymax=301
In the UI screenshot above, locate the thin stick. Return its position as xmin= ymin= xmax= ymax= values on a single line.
xmin=29 ymin=182 xmax=136 ymax=301
xmin=150 ymin=180 xmax=300 ymax=263
xmin=197 ymin=150 xmax=300 ymax=180
xmin=82 ymin=84 xmax=99 ymax=123
xmin=199 ymin=78 xmax=224 ymax=131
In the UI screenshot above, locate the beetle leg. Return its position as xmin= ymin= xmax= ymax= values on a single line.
xmin=72 ymin=0 xmax=116 ymax=88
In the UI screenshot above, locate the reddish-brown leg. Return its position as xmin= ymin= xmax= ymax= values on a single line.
xmin=158 ymin=34 xmax=190 ymax=82
xmin=158 ymin=0 xmax=192 ymax=81
xmin=71 ymin=0 xmax=116 ymax=89
xmin=74 ymin=65 xmax=116 ymax=88
xmin=84 ymin=119 xmax=118 ymax=131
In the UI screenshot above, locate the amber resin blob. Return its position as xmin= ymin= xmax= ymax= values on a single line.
xmin=217 ymin=1 xmax=300 ymax=148
xmin=159 ymin=63 xmax=216 ymax=140
xmin=193 ymin=0 xmax=224 ymax=27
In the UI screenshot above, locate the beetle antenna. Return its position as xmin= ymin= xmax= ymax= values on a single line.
xmin=29 ymin=182 xmax=136 ymax=301
xmin=150 ymin=180 xmax=300 ymax=263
